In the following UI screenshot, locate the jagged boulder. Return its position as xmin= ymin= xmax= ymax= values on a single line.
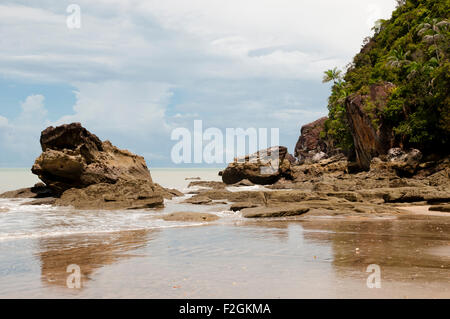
xmin=32 ymin=123 xmax=153 ymax=194
xmin=294 ymin=117 xmax=329 ymax=163
xmin=387 ymin=148 xmax=423 ymax=176
xmin=221 ymin=146 xmax=293 ymax=185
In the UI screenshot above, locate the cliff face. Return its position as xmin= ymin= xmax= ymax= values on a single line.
xmin=345 ymin=83 xmax=396 ymax=169
xmin=321 ymin=0 xmax=449 ymax=168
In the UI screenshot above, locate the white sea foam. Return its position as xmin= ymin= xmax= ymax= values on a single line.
xmin=0 ymin=196 xmax=238 ymax=243
xmin=226 ymin=185 xmax=270 ymax=192
xmin=0 ymin=169 xmax=241 ymax=242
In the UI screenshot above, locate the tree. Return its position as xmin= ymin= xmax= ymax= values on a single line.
xmin=386 ymin=48 xmax=410 ymax=68
xmin=322 ymin=68 xmax=342 ymax=84
xmin=418 ymin=18 xmax=449 ymax=63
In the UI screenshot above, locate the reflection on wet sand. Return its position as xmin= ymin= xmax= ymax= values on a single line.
xmin=299 ymin=215 xmax=450 ymax=282
xmin=235 ymin=214 xmax=450 ymax=287
xmin=2 ymin=208 xmax=448 ymax=298
xmin=37 ymin=229 xmax=158 ymax=288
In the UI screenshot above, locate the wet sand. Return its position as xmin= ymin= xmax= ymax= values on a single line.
xmin=0 ymin=212 xmax=449 ymax=298
xmin=0 ymin=170 xmax=449 ymax=298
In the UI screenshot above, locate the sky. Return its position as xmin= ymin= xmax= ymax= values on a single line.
xmin=0 ymin=0 xmax=397 ymax=167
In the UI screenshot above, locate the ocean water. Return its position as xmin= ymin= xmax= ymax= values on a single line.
xmin=0 ymin=168 xmax=232 ymax=242
xmin=0 ymin=168 xmax=223 ymax=194
xmin=0 ymin=168 xmax=449 ymax=298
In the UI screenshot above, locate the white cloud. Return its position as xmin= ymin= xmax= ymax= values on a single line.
xmin=0 ymin=94 xmax=50 ymax=165
xmin=51 ymin=81 xmax=175 ymax=161
xmin=0 ymin=1 xmax=397 ymax=83
xmin=0 ymin=116 xmax=8 ymax=128
xmin=57 ymin=81 xmax=172 ymax=135
xmin=0 ymin=1 xmax=399 ymax=166
xmin=272 ymin=108 xmax=327 ymax=122
xmin=18 ymin=94 xmax=47 ymax=124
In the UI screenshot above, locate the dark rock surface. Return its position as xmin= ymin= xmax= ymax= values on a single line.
xmin=345 ymin=82 xmax=396 ymax=170
xmin=0 ymin=183 xmax=53 ymax=199
xmin=429 ymin=205 xmax=450 ymax=213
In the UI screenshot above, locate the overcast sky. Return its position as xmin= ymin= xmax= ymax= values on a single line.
xmin=0 ymin=0 xmax=397 ymax=167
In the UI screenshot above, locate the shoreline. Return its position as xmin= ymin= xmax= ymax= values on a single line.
xmin=0 ymin=214 xmax=448 ymax=299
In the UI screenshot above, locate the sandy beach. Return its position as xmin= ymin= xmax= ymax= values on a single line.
xmin=0 ymin=169 xmax=449 ymax=299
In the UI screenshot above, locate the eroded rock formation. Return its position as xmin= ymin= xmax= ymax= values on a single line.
xmin=345 ymin=82 xmax=396 ymax=170
xmin=2 ymin=122 xmax=180 ymax=210
xmin=32 ymin=123 xmax=153 ymax=194
xmin=221 ymin=146 xmax=294 ymax=185
xmin=294 ymin=117 xmax=329 ymax=163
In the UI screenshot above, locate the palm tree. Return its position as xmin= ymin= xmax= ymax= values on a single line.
xmin=418 ymin=19 xmax=449 ymax=63
xmin=386 ymin=48 xmax=410 ymax=68
xmin=322 ymin=68 xmax=342 ymax=84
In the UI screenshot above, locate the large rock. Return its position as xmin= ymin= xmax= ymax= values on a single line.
xmin=221 ymin=146 xmax=293 ymax=185
xmin=345 ymin=82 xmax=396 ymax=170
xmin=294 ymin=117 xmax=329 ymax=163
xmin=387 ymin=148 xmax=423 ymax=176
xmin=32 ymin=123 xmax=153 ymax=194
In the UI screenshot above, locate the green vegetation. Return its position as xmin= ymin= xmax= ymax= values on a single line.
xmin=322 ymin=0 xmax=449 ymax=154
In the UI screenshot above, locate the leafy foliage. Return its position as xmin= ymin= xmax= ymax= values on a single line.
xmin=322 ymin=0 xmax=449 ymax=154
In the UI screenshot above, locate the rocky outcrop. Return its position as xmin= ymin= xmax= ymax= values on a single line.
xmin=387 ymin=148 xmax=423 ymax=176
xmin=32 ymin=123 xmax=153 ymax=195
xmin=55 ymin=179 xmax=165 ymax=210
xmin=188 ymin=181 xmax=227 ymax=190
xmin=294 ymin=117 xmax=329 ymax=163
xmin=0 ymin=183 xmax=53 ymax=199
xmin=429 ymin=205 xmax=450 ymax=213
xmin=241 ymin=204 xmax=310 ymax=218
xmin=221 ymin=146 xmax=293 ymax=185
xmin=345 ymin=82 xmax=396 ymax=170
xmin=190 ymin=150 xmax=450 ymax=217
xmin=183 ymin=196 xmax=213 ymax=205
xmin=0 ymin=123 xmax=182 ymax=210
